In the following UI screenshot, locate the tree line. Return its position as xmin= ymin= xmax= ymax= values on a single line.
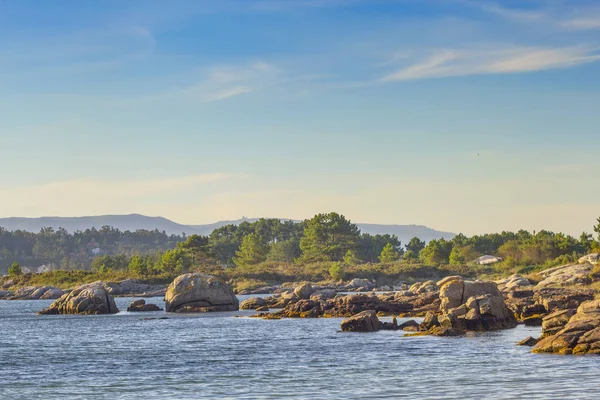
xmin=2 ymin=213 xmax=599 ymax=277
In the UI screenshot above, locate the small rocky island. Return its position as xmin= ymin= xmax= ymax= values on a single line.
xmin=164 ymin=273 xmax=239 ymax=312
xmin=39 ymin=281 xmax=118 ymax=315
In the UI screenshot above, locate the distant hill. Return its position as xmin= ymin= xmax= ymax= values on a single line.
xmin=0 ymin=214 xmax=455 ymax=243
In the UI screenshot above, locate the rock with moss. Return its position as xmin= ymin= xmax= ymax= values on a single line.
xmin=38 ymin=282 xmax=118 ymax=315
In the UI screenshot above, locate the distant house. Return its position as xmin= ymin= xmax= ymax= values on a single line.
xmin=475 ymin=255 xmax=503 ymax=265
xmin=91 ymin=247 xmax=101 ymax=255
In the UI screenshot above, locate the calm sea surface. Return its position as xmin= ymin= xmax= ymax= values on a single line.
xmin=1 ymin=295 xmax=599 ymax=399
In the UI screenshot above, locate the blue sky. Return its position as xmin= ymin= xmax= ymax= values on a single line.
xmin=1 ymin=0 xmax=599 ymax=235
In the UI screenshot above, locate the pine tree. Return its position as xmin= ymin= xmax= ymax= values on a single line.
xmin=298 ymin=212 xmax=360 ymax=263
xmin=233 ymin=233 xmax=268 ymax=267
xmin=378 ymin=243 xmax=400 ymax=263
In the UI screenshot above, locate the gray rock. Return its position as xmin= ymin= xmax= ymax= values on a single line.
xmin=293 ymin=283 xmax=314 ymax=300
xmin=164 ymin=273 xmax=239 ymax=313
xmin=38 ymin=282 xmax=118 ymax=315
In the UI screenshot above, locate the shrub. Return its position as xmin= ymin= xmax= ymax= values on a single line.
xmin=329 ymin=262 xmax=345 ymax=281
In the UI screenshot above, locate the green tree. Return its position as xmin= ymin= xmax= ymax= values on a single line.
xmin=449 ymin=245 xmax=479 ymax=265
xmin=405 ymin=237 xmax=426 ymax=255
xmin=128 ymin=255 xmax=148 ymax=276
xmin=379 ymin=243 xmax=400 ymax=263
xmin=267 ymin=238 xmax=301 ymax=263
xmin=298 ymin=212 xmax=360 ymax=263
xmin=233 ymin=233 xmax=268 ymax=267
xmin=594 ymin=217 xmax=600 ymax=246
xmin=419 ymin=239 xmax=452 ymax=265
xmin=329 ymin=262 xmax=345 ymax=281
xmin=161 ymin=248 xmax=190 ymax=274
xmin=8 ymin=261 xmax=22 ymax=276
xmin=343 ymin=249 xmax=361 ymax=265
xmin=580 ymin=232 xmax=594 ymax=254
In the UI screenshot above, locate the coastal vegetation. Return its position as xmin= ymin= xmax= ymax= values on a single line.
xmin=1 ymin=213 xmax=599 ymax=291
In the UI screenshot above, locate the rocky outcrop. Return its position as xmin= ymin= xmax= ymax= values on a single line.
xmin=240 ymin=297 xmax=268 ymax=310
xmin=38 ymin=282 xmax=118 ymax=315
xmin=533 ymin=300 xmax=600 ymax=355
xmin=579 ymin=253 xmax=600 ymax=264
xmin=164 ymin=273 xmax=239 ymax=313
xmin=495 ymin=274 xmax=531 ymax=293
xmin=541 ymin=309 xmax=576 ymax=337
xmin=535 ymin=263 xmax=593 ymax=289
xmin=8 ymin=286 xmax=64 ymax=300
xmin=126 ymin=299 xmax=163 ymax=312
xmin=280 ymin=299 xmax=322 ymax=318
xmin=409 ymin=280 xmax=438 ymax=295
xmin=325 ymin=293 xmax=413 ymax=317
xmin=424 ymin=278 xmax=517 ymax=335
xmin=340 ymin=310 xmax=380 ymax=332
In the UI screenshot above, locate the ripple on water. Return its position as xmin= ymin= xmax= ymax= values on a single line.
xmin=1 ymin=297 xmax=600 ymax=399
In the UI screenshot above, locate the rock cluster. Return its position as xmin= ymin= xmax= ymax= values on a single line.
xmin=2 ymin=286 xmax=64 ymax=300
xmin=164 ymin=273 xmax=239 ymax=313
xmin=420 ymin=277 xmax=517 ymax=336
xmin=38 ymin=282 xmax=118 ymax=315
xmin=533 ymin=299 xmax=600 ymax=355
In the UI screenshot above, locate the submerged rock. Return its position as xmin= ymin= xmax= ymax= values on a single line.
xmin=127 ymin=299 xmax=163 ymax=312
xmin=340 ymin=310 xmax=380 ymax=332
xmin=164 ymin=273 xmax=239 ymax=313
xmin=38 ymin=282 xmax=118 ymax=315
xmin=517 ymin=336 xmax=539 ymax=346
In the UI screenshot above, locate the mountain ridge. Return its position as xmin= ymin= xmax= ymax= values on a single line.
xmin=0 ymin=214 xmax=456 ymax=243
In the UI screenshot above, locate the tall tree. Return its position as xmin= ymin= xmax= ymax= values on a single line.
xmin=379 ymin=243 xmax=400 ymax=263
xmin=298 ymin=212 xmax=360 ymax=263
xmin=233 ymin=233 xmax=268 ymax=267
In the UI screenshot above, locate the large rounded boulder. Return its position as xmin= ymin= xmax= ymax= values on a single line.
xmin=38 ymin=282 xmax=118 ymax=315
xmin=165 ymin=273 xmax=239 ymax=313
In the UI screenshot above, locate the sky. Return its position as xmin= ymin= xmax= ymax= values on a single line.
xmin=0 ymin=0 xmax=599 ymax=236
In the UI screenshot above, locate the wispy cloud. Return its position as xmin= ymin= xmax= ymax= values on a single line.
xmin=561 ymin=17 xmax=600 ymax=31
xmin=382 ymin=46 xmax=600 ymax=81
xmin=182 ymin=62 xmax=280 ymax=101
xmin=460 ymin=0 xmax=545 ymax=22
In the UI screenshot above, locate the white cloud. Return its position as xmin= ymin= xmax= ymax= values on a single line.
xmin=382 ymin=46 xmax=600 ymax=81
